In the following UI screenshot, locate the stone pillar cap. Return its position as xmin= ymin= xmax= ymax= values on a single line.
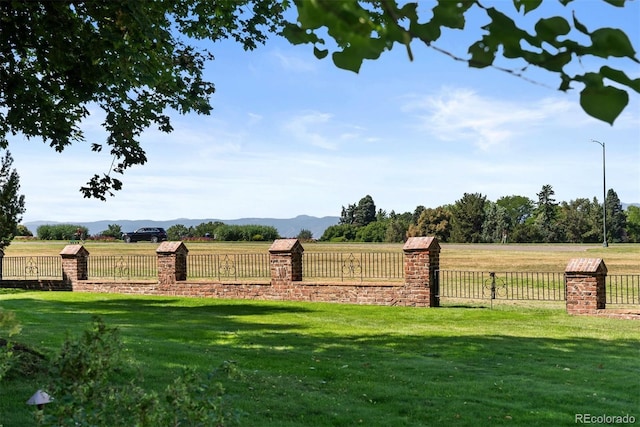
xmin=269 ymin=238 xmax=303 ymax=253
xmin=156 ymin=241 xmax=188 ymax=254
xmin=565 ymin=258 xmax=607 ymax=274
xmin=60 ymin=244 xmax=89 ymax=257
xmin=403 ymin=236 xmax=440 ymax=252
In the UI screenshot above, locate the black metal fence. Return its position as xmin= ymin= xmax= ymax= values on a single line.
xmin=1 ymin=256 xmax=61 ymax=279
xmin=187 ymin=254 xmax=270 ymax=280
xmin=438 ymin=270 xmax=566 ymax=302
xmin=88 ymin=256 xmax=157 ymax=279
xmin=303 ymin=252 xmax=404 ymax=281
xmin=607 ymin=274 xmax=640 ymax=305
xmin=438 ymin=270 xmax=640 ymax=306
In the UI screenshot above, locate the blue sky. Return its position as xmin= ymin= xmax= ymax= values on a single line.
xmin=10 ymin=1 xmax=640 ymax=223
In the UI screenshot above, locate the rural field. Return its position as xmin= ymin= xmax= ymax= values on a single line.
xmin=5 ymin=239 xmax=640 ymax=273
xmin=0 ymin=241 xmax=639 ymax=425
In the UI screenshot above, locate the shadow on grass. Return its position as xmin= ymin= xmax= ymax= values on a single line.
xmin=1 ymin=295 xmax=638 ymax=426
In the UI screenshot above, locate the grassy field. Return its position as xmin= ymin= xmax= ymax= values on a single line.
xmin=5 ymin=240 xmax=640 ymax=273
xmin=1 ymin=242 xmax=638 ymax=425
xmin=0 ymin=291 xmax=639 ymax=426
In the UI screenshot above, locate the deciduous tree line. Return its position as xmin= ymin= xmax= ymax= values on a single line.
xmin=166 ymin=222 xmax=279 ymax=242
xmin=29 ymin=222 xmax=280 ymax=242
xmin=320 ymin=187 xmax=639 ymax=244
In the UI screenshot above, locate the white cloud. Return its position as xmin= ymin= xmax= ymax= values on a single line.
xmin=403 ymin=87 xmax=575 ymax=150
xmin=272 ymin=49 xmax=317 ymax=72
xmin=282 ymin=111 xmax=338 ymax=150
xmin=247 ymin=112 xmax=263 ymax=125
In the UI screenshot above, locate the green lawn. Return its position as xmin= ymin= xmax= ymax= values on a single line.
xmin=1 ymin=290 xmax=638 ymax=426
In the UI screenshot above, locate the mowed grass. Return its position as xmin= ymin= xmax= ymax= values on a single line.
xmin=5 ymin=240 xmax=640 ymax=273
xmin=0 ymin=291 xmax=638 ymax=426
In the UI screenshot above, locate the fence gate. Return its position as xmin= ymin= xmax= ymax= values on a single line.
xmin=437 ymin=270 xmax=566 ymax=306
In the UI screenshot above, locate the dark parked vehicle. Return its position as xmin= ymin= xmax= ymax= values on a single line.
xmin=121 ymin=227 xmax=168 ymax=243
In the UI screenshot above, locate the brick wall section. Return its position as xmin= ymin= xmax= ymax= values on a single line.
xmin=157 ymin=241 xmax=188 ymax=284
xmin=403 ymin=237 xmax=441 ymax=307
xmin=71 ymin=280 xmax=431 ymax=306
xmin=565 ymin=258 xmax=607 ymax=315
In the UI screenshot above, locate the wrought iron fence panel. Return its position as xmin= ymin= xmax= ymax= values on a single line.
xmin=88 ymin=255 xmax=157 ymax=279
xmin=438 ymin=270 xmax=566 ymax=301
xmin=607 ymin=274 xmax=640 ymax=305
xmin=303 ymin=252 xmax=342 ymax=279
xmin=1 ymin=256 xmax=62 ymax=279
xmin=438 ymin=270 xmax=487 ymax=299
xmin=303 ymin=252 xmax=404 ymax=281
xmin=187 ymin=254 xmax=270 ymax=280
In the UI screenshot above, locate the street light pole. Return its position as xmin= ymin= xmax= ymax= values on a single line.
xmin=592 ymin=140 xmax=608 ymax=247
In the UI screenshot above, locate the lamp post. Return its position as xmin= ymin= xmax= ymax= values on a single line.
xmin=591 ymin=140 xmax=608 ymax=247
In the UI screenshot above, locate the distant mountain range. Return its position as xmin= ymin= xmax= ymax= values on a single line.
xmin=23 ymin=215 xmax=340 ymax=240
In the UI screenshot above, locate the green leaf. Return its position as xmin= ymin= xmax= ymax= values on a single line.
xmin=580 ymin=85 xmax=628 ymax=125
xmin=399 ymin=2 xmax=419 ymax=21
xmin=468 ymin=39 xmax=496 ymax=68
xmin=282 ymin=24 xmax=322 ymax=45
xmin=600 ymin=66 xmax=640 ymax=93
xmin=602 ymin=0 xmax=625 ymax=6
xmin=410 ymin=22 xmax=442 ymax=44
xmin=332 ymin=50 xmax=363 ymax=73
xmin=535 ymin=17 xmax=570 ymax=42
xmin=484 ymin=7 xmax=530 ymax=54
xmin=314 ymin=46 xmax=328 ymax=59
xmin=590 ymin=28 xmax=637 ymax=58
xmin=522 ymin=50 xmax=571 ymax=72
xmin=571 ymin=12 xmax=590 ymax=35
xmin=513 ymin=0 xmax=543 ymax=14
xmin=431 ymin=0 xmax=473 ymax=30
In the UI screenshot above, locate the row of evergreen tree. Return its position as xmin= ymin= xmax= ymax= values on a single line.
xmin=320 ymin=186 xmax=640 ymax=243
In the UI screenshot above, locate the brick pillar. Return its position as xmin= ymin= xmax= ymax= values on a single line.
xmin=60 ymin=245 xmax=89 ymax=285
xmin=269 ymin=239 xmax=304 ymax=284
xmin=156 ymin=242 xmax=189 ymax=285
xmin=403 ymin=236 xmax=440 ymax=307
xmin=565 ymin=258 xmax=607 ymax=315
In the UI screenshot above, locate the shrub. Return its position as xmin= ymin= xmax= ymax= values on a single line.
xmin=0 ymin=308 xmax=21 ymax=381
xmin=36 ymin=224 xmax=89 ymax=240
xmin=38 ymin=317 xmax=238 ymax=427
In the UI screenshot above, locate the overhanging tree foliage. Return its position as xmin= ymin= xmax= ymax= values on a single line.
xmin=0 ymin=0 xmax=284 ymax=200
xmin=0 ymin=151 xmax=25 ymax=250
xmin=1 ymin=1 xmax=637 ymax=200
xmin=284 ymin=0 xmax=639 ymax=124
